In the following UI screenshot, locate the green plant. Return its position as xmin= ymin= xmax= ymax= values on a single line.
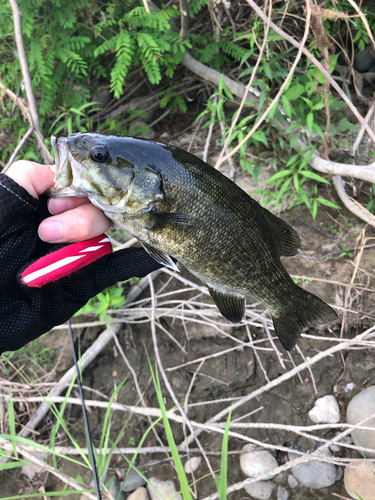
xmin=253 ymin=145 xmax=340 ymax=218
xmin=340 ymin=245 xmax=354 ymax=258
xmin=75 ymin=282 xmax=126 ymax=323
xmin=49 ymin=101 xmax=101 ymax=135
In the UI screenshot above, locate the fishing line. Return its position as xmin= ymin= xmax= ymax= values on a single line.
xmin=68 ymin=318 xmax=102 ymax=500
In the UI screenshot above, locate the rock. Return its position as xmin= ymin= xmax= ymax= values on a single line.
xmin=289 ymin=452 xmax=336 ymax=489
xmin=287 ymin=474 xmax=298 ymax=488
xmin=21 ymin=452 xmax=46 ymax=480
xmin=344 ymin=460 xmax=375 ymax=500
xmin=330 ymin=433 xmax=352 ymax=453
xmin=308 ymin=395 xmax=340 ymax=423
xmin=184 ymin=456 xmax=201 ymax=473
xmin=329 ymin=443 xmax=341 ymax=453
xmin=240 ymin=445 xmax=278 ymax=479
xmin=354 ymin=45 xmax=375 ymax=73
xmin=21 ymin=462 xmax=45 ymax=480
xmin=244 ymin=481 xmax=274 ymax=499
xmin=346 ymin=385 xmax=375 ymax=457
xmin=335 ymin=466 xmax=344 ymax=481
xmin=128 ymin=487 xmax=149 ymax=500
xmin=107 ymin=477 xmax=126 ymax=500
xmin=277 ymin=485 xmax=289 ymax=500
xmin=147 ymin=477 xmax=182 ymax=500
xmin=121 ymin=468 xmax=146 ymax=492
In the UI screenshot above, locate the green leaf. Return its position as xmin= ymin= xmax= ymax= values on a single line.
xmin=306 ymin=112 xmax=314 ymax=135
xmin=266 ymin=169 xmax=292 ymax=185
xmin=281 ymin=95 xmax=292 ymax=119
xmin=284 ymin=84 xmax=305 ymax=101
xmin=251 ymin=130 xmax=268 ymax=147
xmin=299 ymin=170 xmax=330 ymax=184
xmin=317 ymin=198 xmax=341 ymax=209
xmin=337 ymin=118 xmax=358 ymax=133
xmin=0 ymin=460 xmax=29 ymax=472
xmin=262 ymin=61 xmax=272 ymax=80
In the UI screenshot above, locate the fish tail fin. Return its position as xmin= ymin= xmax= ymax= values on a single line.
xmin=271 ymin=288 xmax=337 ymax=351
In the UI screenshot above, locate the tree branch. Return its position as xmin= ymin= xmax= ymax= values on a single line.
xmin=9 ymin=0 xmax=53 ymax=164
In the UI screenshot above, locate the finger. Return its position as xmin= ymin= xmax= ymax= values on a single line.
xmin=6 ymin=161 xmax=55 ymax=199
xmin=38 ymin=202 xmax=112 ymax=243
xmin=47 ymin=196 xmax=91 ymax=215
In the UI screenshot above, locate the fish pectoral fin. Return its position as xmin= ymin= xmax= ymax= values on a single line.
xmin=262 ymin=207 xmax=301 ymax=257
xmin=140 ymin=242 xmax=179 ymax=272
xmin=149 ymin=212 xmax=199 ymax=232
xmin=207 ymin=287 xmax=245 ymax=324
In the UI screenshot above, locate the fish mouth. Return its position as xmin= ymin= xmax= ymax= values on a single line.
xmin=47 ymin=136 xmax=87 ymax=197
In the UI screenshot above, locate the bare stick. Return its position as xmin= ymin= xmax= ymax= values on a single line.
xmin=244 ymin=0 xmax=375 ymax=144
xmin=215 ymin=0 xmax=272 ymax=169
xmin=1 ymin=441 xmax=97 ymax=499
xmin=179 ymin=324 xmax=375 ymax=449
xmin=18 ymin=323 xmax=122 ymax=438
xmin=333 ymin=175 xmax=375 ymax=227
xmin=3 ymin=125 xmax=34 ymax=172
xmin=218 ymin=0 xmax=312 ymax=165
xmin=8 ymin=0 xmax=53 ymax=164
xmin=148 ymin=275 xmax=215 ymax=476
xmin=353 ymin=99 xmax=375 ymax=156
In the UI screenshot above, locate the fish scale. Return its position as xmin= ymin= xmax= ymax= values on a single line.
xmin=49 ymin=133 xmax=338 ymax=351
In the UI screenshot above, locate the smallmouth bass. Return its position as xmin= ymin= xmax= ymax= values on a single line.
xmin=50 ymin=133 xmax=337 ymax=350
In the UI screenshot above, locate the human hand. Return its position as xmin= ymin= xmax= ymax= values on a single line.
xmin=0 ymin=161 xmax=162 ymax=354
xmin=6 ymin=160 xmax=112 ymax=242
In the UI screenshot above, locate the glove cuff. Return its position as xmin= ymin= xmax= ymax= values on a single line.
xmin=20 ymin=234 xmax=112 ymax=287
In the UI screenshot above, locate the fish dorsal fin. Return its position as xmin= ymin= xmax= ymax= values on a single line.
xmin=207 ymin=286 xmax=245 ymax=324
xmin=140 ymin=242 xmax=179 ymax=272
xmin=261 ymin=208 xmax=301 ymax=257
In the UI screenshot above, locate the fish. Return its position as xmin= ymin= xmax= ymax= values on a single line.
xmin=49 ymin=133 xmax=337 ymax=350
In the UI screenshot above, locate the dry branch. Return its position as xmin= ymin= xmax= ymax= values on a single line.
xmin=9 ymin=0 xmax=53 ymax=164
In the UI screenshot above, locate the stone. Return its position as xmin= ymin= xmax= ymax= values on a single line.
xmin=21 ymin=452 xmax=46 ymax=480
xmin=277 ymin=485 xmax=288 ymax=500
xmin=287 ymin=474 xmax=298 ymax=488
xmin=308 ymin=395 xmax=340 ymax=424
xmin=354 ymin=45 xmax=375 ymax=73
xmin=244 ymin=481 xmax=274 ymax=499
xmin=335 ymin=466 xmax=344 ymax=481
xmin=240 ymin=445 xmax=278 ymax=479
xmin=21 ymin=462 xmax=45 ymax=480
xmin=121 ymin=468 xmax=146 ymax=492
xmin=147 ymin=477 xmax=182 ymax=500
xmin=289 ymin=452 xmax=336 ymax=489
xmin=330 ymin=433 xmax=352 ymax=453
xmin=346 ymin=385 xmax=375 ymax=458
xmin=107 ymin=477 xmax=126 ymax=500
xmin=128 ymin=487 xmax=149 ymax=500
xmin=344 ymin=460 xmax=375 ymax=500
xmin=184 ymin=456 xmax=201 ymax=474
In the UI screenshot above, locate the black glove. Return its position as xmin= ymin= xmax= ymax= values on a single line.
xmin=0 ymin=173 xmax=162 ymax=354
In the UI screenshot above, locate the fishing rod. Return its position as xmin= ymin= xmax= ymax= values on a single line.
xmin=67 ymin=319 xmax=102 ymax=500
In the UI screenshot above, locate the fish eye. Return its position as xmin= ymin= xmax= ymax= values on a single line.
xmin=90 ymin=145 xmax=109 ymax=163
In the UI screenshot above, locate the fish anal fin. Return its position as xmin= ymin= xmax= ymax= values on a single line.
xmin=150 ymin=212 xmax=199 ymax=232
xmin=262 ymin=208 xmax=301 ymax=257
xmin=207 ymin=286 xmax=245 ymax=324
xmin=140 ymin=242 xmax=179 ymax=272
xmin=271 ymin=288 xmax=338 ymax=351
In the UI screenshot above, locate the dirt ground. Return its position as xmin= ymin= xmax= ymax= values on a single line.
xmin=1 ymin=124 xmax=375 ymax=499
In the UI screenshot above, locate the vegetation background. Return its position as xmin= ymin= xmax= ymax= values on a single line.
xmin=1 ymin=0 xmax=375 ymax=499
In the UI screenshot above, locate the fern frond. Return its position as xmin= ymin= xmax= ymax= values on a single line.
xmin=110 ymin=31 xmax=135 ymax=98
xmin=220 ymin=39 xmax=247 ymax=62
